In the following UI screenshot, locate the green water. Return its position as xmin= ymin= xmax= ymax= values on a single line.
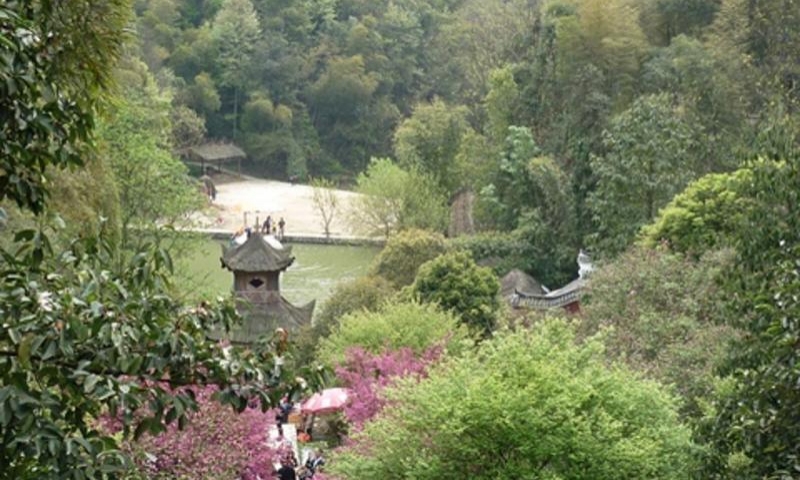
xmin=176 ymin=237 xmax=380 ymax=308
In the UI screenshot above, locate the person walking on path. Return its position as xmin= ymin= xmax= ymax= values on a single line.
xmin=278 ymin=217 xmax=286 ymax=240
xmin=263 ymin=215 xmax=273 ymax=235
xmin=276 ymin=460 xmax=296 ymax=480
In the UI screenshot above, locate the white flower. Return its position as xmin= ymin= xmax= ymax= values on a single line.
xmin=38 ymin=291 xmax=54 ymax=312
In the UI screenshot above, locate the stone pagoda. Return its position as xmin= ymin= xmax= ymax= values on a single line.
xmin=218 ymin=232 xmax=315 ymax=344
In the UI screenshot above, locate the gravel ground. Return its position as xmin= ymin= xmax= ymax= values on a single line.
xmin=198 ymin=177 xmax=363 ymax=238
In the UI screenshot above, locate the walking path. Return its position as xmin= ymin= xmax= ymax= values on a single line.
xmin=268 ymin=423 xmax=299 ymax=467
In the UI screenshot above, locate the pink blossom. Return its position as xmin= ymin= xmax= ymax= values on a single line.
xmin=335 ymin=344 xmax=442 ymax=430
xmin=105 ymin=385 xmax=282 ymax=478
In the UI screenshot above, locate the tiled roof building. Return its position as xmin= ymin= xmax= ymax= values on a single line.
xmin=214 ymin=233 xmax=314 ymax=344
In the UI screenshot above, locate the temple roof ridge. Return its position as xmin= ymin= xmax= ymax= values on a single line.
xmin=221 ymin=232 xmax=294 ymax=272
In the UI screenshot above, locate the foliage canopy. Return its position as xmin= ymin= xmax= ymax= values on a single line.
xmin=329 ymin=319 xmax=697 ymax=480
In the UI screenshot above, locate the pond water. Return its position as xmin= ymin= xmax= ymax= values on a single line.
xmin=176 ymin=237 xmax=380 ymax=309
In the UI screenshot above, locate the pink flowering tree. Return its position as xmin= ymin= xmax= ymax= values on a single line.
xmin=305 ymin=345 xmax=445 ymax=480
xmin=113 ymin=385 xmax=285 ymax=479
xmin=335 ymin=345 xmax=443 ymax=431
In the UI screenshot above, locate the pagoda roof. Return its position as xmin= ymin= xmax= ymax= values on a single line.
xmin=209 ymin=296 xmax=315 ymax=345
xmin=221 ymin=233 xmax=294 ymax=272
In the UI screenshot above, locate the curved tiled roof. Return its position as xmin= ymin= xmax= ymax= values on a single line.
xmin=221 ymin=233 xmax=294 ymax=272
xmin=500 ymin=269 xmax=545 ymax=300
xmin=512 ymin=278 xmax=584 ymax=310
xmin=208 ymin=295 xmax=315 ymax=345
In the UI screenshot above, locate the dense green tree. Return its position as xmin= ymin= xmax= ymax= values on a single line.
xmin=709 ymin=0 xmax=800 ymax=111
xmin=97 ymin=58 xmax=202 ymax=247
xmin=136 ymin=0 xmax=182 ymax=71
xmin=553 ymin=0 xmax=649 ymax=110
xmin=484 ymin=66 xmax=521 ymax=145
xmin=308 ymin=55 xmax=381 ymax=169
xmin=588 ymin=94 xmax=699 ymax=256
xmin=699 ymin=157 xmax=800 ymax=478
xmin=427 ymin=0 xmax=535 ymax=107
xmin=642 ymin=35 xmax=747 ymax=172
xmin=239 ymin=93 xmax=305 ymax=177
xmin=478 ymin=126 xmax=542 ymax=231
xmin=314 ymin=276 xmax=395 ymax=335
xmin=0 ymin=0 xmax=130 ymax=215
xmin=639 ymin=0 xmax=720 ymax=46
xmin=411 ymin=251 xmax=500 ymax=335
xmin=291 ymin=275 xmax=394 ymax=370
xmin=177 ymin=72 xmax=222 ymax=117
xmin=581 ymin=246 xmax=739 ymax=418
xmin=47 ymin=159 xmax=122 ymax=244
xmin=170 ymin=104 xmax=207 ymax=151
xmin=210 ymin=0 xmax=260 ymax=139
xmin=330 ymin=319 xmax=696 ymax=479
xmin=477 ymin=126 xmax=578 ymax=283
xmin=369 ymin=228 xmax=447 ymax=288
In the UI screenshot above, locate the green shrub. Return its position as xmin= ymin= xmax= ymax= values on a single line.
xmin=640 ymin=167 xmax=755 ymax=255
xmin=316 ymin=301 xmax=469 ymax=366
xmin=411 ymin=250 xmax=500 ymax=335
xmin=370 ymin=228 xmax=447 ymax=287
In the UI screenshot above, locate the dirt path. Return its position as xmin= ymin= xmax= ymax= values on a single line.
xmin=194 ymin=176 xmax=362 ymax=238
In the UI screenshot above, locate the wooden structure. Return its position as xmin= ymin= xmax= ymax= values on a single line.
xmin=188 ymin=142 xmax=246 ymax=176
xmin=216 ymin=232 xmax=315 ymax=344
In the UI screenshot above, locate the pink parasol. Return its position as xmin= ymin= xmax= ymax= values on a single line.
xmin=300 ymin=388 xmax=350 ymax=415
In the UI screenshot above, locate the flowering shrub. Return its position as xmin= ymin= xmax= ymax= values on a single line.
xmin=116 ymin=385 xmax=280 ymax=479
xmin=335 ymin=345 xmax=443 ymax=430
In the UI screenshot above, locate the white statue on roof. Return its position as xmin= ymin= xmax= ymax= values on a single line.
xmin=578 ymin=249 xmax=593 ymax=279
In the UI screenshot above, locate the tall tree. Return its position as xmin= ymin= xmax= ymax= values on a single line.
xmin=642 ymin=35 xmax=747 ymax=172
xmin=638 ymin=0 xmax=720 ymax=46
xmin=700 ymin=158 xmax=800 ymax=478
xmin=393 ymin=98 xmax=472 ymax=195
xmin=588 ymin=94 xmax=699 ymax=256
xmin=349 ymin=158 xmax=448 ymax=236
xmin=98 ymin=58 xmax=201 ymax=247
xmin=210 ymin=0 xmax=260 ymax=139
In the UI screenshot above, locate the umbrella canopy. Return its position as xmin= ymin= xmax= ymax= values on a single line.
xmin=301 ymin=388 xmax=350 ymax=415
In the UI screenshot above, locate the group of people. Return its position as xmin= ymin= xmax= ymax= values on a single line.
xmin=275 ymin=449 xmax=325 ymax=480
xmin=272 ymin=399 xmax=325 ymax=480
xmin=262 ymin=215 xmax=286 ymax=239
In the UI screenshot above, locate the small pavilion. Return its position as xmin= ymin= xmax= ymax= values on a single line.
xmin=216 ymin=232 xmax=315 ymax=344
xmin=187 ymin=142 xmax=246 ymax=176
